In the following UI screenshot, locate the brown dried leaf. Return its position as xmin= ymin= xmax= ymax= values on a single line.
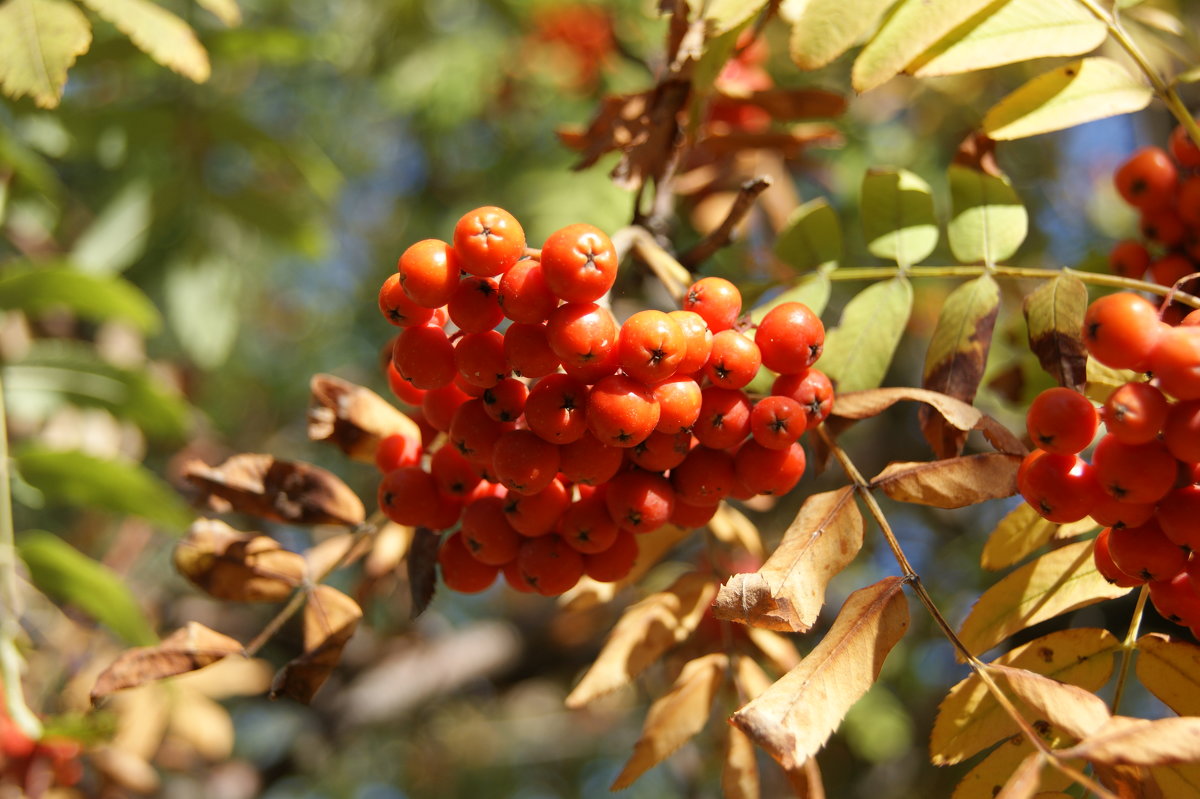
xmin=270 ymin=585 xmax=362 ymax=704
xmin=308 ymin=373 xmax=421 ymax=463
xmin=183 ymin=453 xmax=365 ymax=526
xmin=712 ymin=487 xmax=863 ymax=632
xmin=832 ymin=386 xmax=983 ymax=428
xmin=1024 ymin=273 xmax=1088 ymax=392
xmin=870 ymin=453 xmax=1021 ymax=509
xmin=734 ymin=653 xmax=775 ymax=700
xmin=407 ymin=527 xmax=440 ymax=618
xmin=785 ymin=758 xmax=826 ymax=799
xmin=565 ymin=572 xmax=718 ymax=708
xmin=746 ymin=627 xmax=802 ymax=674
xmin=1094 ymin=761 xmax=1164 ymax=799
xmin=697 ymin=123 xmax=844 ymax=158
xmin=730 ymin=87 xmax=847 ymax=120
xmin=731 ymin=577 xmax=910 ymax=769
xmin=1059 ymin=716 xmax=1200 ymax=766
xmin=708 ymin=503 xmax=765 ymax=559
xmin=559 ymin=523 xmax=692 ymax=611
xmin=610 ymin=652 xmax=728 ymax=790
xmin=1135 ymin=633 xmax=1200 ymax=716
xmin=995 ymin=752 xmax=1045 ymax=799
xmin=174 ymin=519 xmax=305 ymax=602
xmin=364 ymin=523 xmax=413 ymax=580
xmin=92 ymin=622 xmax=243 ymax=702
xmin=988 ymin=664 xmax=1111 ymax=741
xmin=723 ymin=722 xmax=760 ymax=799
xmin=304 ymin=532 xmax=372 ymax=580
xmin=951 ymin=735 xmax=1077 ymax=799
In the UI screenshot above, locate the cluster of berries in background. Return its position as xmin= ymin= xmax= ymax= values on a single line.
xmin=373 ymin=206 xmax=830 ymax=597
xmin=1018 ymin=290 xmax=1200 ymax=635
xmin=1109 ymin=121 xmax=1200 ymax=323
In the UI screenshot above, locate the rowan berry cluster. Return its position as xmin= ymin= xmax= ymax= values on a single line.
xmin=1018 ymin=290 xmax=1200 ymax=634
xmin=1109 ymin=123 xmax=1200 ymax=322
xmin=373 ymin=206 xmax=829 ymax=597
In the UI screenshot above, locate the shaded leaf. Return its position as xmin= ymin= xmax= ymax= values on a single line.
xmin=772 ymin=198 xmax=841 ymax=273
xmin=731 ymin=577 xmax=910 ymax=769
xmin=304 ymin=532 xmax=372 ymax=580
xmin=784 ymin=758 xmax=826 ymax=799
xmin=0 ymin=0 xmax=91 ymax=108
xmin=957 ymin=539 xmax=1130 ymax=659
xmin=183 ymin=453 xmax=365 ymax=527
xmin=746 ymin=627 xmax=803 ymax=674
xmin=861 ymin=169 xmax=937 ymax=266
xmin=990 ymin=664 xmax=1111 ymax=741
xmin=270 ymin=585 xmax=362 ymax=704
xmin=71 ymin=181 xmax=153 ymax=275
xmin=781 ymin=0 xmax=896 ymax=71
xmin=78 ymin=0 xmax=210 ymax=82
xmin=308 ymin=373 xmax=421 ymax=464
xmin=18 ymin=530 xmax=156 ymax=645
xmin=833 ymin=386 xmax=983 ymax=428
xmin=611 ymin=652 xmax=727 ymax=790
xmin=91 ymin=622 xmax=242 ymax=702
xmin=734 ymin=652 xmax=775 ymax=700
xmin=919 ymin=274 xmax=1001 ymax=457
xmin=852 ymin=0 xmax=995 ymax=92
xmin=981 ymin=503 xmax=1058 ymax=572
xmin=407 ymin=527 xmax=440 ymax=618
xmin=1150 ymin=762 xmax=1200 ymax=798
xmin=723 ymin=725 xmax=760 ymax=799
xmin=1134 ymin=633 xmax=1200 ymax=716
xmin=983 ymin=58 xmax=1153 ymax=140
xmin=996 ymin=752 xmax=1045 ymax=799
xmin=870 ymin=453 xmax=1021 ymax=509
xmin=947 ymin=164 xmax=1027 ymax=265
xmin=951 ymin=735 xmax=1076 ymax=799
xmin=164 ymin=256 xmax=242 ymax=369
xmin=173 ymin=519 xmax=305 ymax=603
xmin=566 ymin=572 xmax=718 ymax=708
xmin=1094 ymin=762 xmax=1162 ymax=799
xmin=820 ymin=277 xmax=912 ymax=392
xmin=1024 ymin=273 xmax=1088 ymax=391
xmin=1058 ymin=716 xmax=1200 ymax=767
xmin=0 ymin=264 xmax=160 ymax=333
xmin=708 ymin=503 xmax=765 ymax=560
xmin=749 ymin=271 xmax=831 ymax=324
xmin=1085 ymin=358 xmax=1141 ymax=405
xmin=712 ymin=487 xmax=863 ymax=632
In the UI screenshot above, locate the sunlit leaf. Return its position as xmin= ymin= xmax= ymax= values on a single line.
xmin=0 ymin=264 xmax=160 ymax=333
xmin=773 ymin=198 xmax=841 ymax=272
xmin=1084 ymin=357 xmax=1141 ymax=404
xmin=948 ymin=165 xmax=1027 ymax=265
xmin=951 ymin=735 xmax=1075 ymax=799
xmin=780 ymin=0 xmax=896 ymax=70
xmin=723 ymin=724 xmax=760 ymax=799
xmin=995 ymin=752 xmax=1045 ymax=799
xmin=164 ymin=256 xmax=242 ymax=369
xmin=1135 ymin=633 xmax=1200 ymax=717
xmin=174 ymin=519 xmax=306 ymax=603
xmin=707 ymin=503 xmax=764 ymax=560
xmin=1150 ymin=762 xmax=1200 ymax=797
xmin=712 ymin=487 xmax=863 ymax=632
xmin=980 ymin=503 xmax=1057 ymax=571
xmin=870 ymin=453 xmax=1021 ymax=509
xmin=78 ymin=0 xmax=210 ymax=82
xmin=308 ymin=373 xmax=422 ymax=464
xmin=990 ymin=664 xmax=1111 ymax=742
xmin=1058 ymin=715 xmax=1200 ymax=767
xmin=861 ymin=169 xmax=937 ymax=266
xmin=1023 ymin=273 xmax=1088 ymax=391
xmin=196 ymin=0 xmax=240 ymax=26
xmin=983 ymin=58 xmax=1152 ymax=140
xmin=71 ymin=181 xmax=152 ymax=275
xmin=957 ymin=539 xmax=1130 ymax=659
xmin=693 ymin=0 xmax=768 ymax=34
xmin=0 ymin=0 xmax=91 ymax=108
xmin=749 ymin=271 xmax=832 ymax=324
xmin=852 ymin=0 xmax=995 ymax=92
xmin=91 ymin=622 xmax=243 ymax=702
xmin=833 ymin=386 xmax=983 ymax=428
xmin=820 ymin=277 xmax=912 ymax=392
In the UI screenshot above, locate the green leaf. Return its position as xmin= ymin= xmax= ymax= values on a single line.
xmin=78 ymin=0 xmax=210 ymax=83
xmin=0 ymin=0 xmax=91 ymax=108
xmin=862 ymin=169 xmax=938 ymax=267
xmin=820 ymin=277 xmax=913 ymax=392
xmin=16 ymin=448 xmax=192 ymax=532
xmin=908 ymin=0 xmax=1105 ymax=79
xmin=71 ymin=181 xmax=152 ymax=275
xmin=1023 ymin=273 xmax=1088 ymax=392
xmin=694 ymin=0 xmax=768 ymax=35
xmin=983 ymin=58 xmax=1153 ymax=141
xmin=948 ymin=164 xmax=1027 ymax=265
xmin=773 ymin=197 xmax=842 ymax=272
xmin=750 ymin=270 xmax=832 ymax=324
xmin=0 ymin=264 xmax=161 ymax=333
xmin=4 ymin=340 xmax=190 ymax=439
xmin=18 ymin=530 xmax=157 ymax=645
xmin=780 ymin=0 xmax=897 ymax=71
xmin=851 ymin=0 xmax=995 ymax=92
xmin=0 ymin=125 xmax=64 ymax=197
xmin=164 ymin=256 xmax=241 ymax=370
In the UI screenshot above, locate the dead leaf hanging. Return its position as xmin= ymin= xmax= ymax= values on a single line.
xmin=92 ymin=622 xmax=244 ymax=703
xmin=174 ymin=518 xmax=306 ymax=602
xmin=270 ymin=585 xmax=363 ymax=704
xmin=308 ymin=373 xmax=421 ymax=463
xmin=870 ymin=453 xmax=1022 ymax=509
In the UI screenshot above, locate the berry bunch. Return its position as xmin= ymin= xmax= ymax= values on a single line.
xmin=374 ymin=206 xmax=829 ymax=597
xmin=1018 ymin=291 xmax=1200 ymax=634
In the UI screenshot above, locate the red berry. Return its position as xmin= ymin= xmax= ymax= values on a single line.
xmin=561 ymin=491 xmax=620 ymax=554
xmin=1092 ymin=435 xmax=1178 ymax=504
xmin=461 ymin=496 xmax=521 ymax=566
xmin=587 ymin=374 xmax=660 ymax=448
xmin=517 ymin=535 xmax=584 ymax=596
xmin=558 ymin=431 xmax=624 ymax=486
xmin=1101 ymin=382 xmax=1167 ymax=445
xmin=754 ymin=302 xmax=824 ymax=374
xmin=584 ymin=529 xmax=638 ymax=582
xmin=1150 ymin=326 xmax=1200 ymax=400
xmin=440 ymin=532 xmax=500 ymax=593
xmin=1108 ymin=519 xmax=1187 ymax=582
xmin=651 ymin=375 xmax=702 ymax=434
xmin=504 ymin=478 xmax=570 ymax=537
xmin=503 ymin=322 xmax=561 ymax=378
xmin=393 ymin=324 xmax=457 ymax=390
xmin=1017 ymin=451 xmax=1103 ymax=523
xmin=772 ymin=369 xmax=834 ymax=428
xmin=1094 ymin=528 xmax=1144 ymax=587
xmin=379 ymin=273 xmax=436 ymax=327
xmin=1163 ymin=400 xmax=1200 ymax=463
xmin=540 ymin=223 xmax=619 ymax=302
xmin=671 ymin=446 xmax=736 ymax=506
xmin=605 ymin=469 xmax=675 ymax=534
xmin=618 ymin=310 xmax=686 ymax=384
xmin=492 ymin=429 xmax=561 ymax=495
xmin=375 ymin=433 xmax=422 ymax=473
xmin=1082 ymin=292 xmax=1163 ymax=371
xmin=682 ymin=277 xmax=741 ymax=332
xmin=703 ymin=330 xmax=762 ymax=389
xmin=453 ymin=206 xmax=526 ymax=277
xmin=498 ymin=259 xmax=558 ymax=323
xmin=398 ymin=239 xmax=461 ymax=308
xmin=668 ymin=310 xmax=713 ymax=374
xmin=1025 ymin=387 xmax=1097 ymax=454
xmin=525 ymin=373 xmax=590 ymax=444
xmin=1114 ymin=147 xmax=1177 ymax=209
xmin=454 ymin=330 xmax=509 ymax=388
xmin=1109 ymin=240 xmax=1150 ymax=280
xmin=694 ymin=386 xmax=752 ymax=450
xmin=448 ymin=276 xmax=505 ymax=333
xmin=734 ymin=440 xmax=806 ymax=496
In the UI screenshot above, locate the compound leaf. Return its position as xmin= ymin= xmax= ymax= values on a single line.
xmin=852 ymin=0 xmax=995 ymax=92
xmin=773 ymin=197 xmax=841 ymax=273
xmin=781 ymin=0 xmax=896 ymax=71
xmin=820 ymin=277 xmax=912 ymax=392
xmin=78 ymin=0 xmax=209 ymax=82
xmin=980 ymin=503 xmax=1058 ymax=571
xmin=870 ymin=453 xmax=1021 ymax=509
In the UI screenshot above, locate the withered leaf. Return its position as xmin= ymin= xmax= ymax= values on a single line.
xmin=92 ymin=622 xmax=243 ymax=702
xmin=989 ymin=664 xmax=1111 ymax=741
xmin=731 ymin=577 xmax=910 ymax=769
xmin=734 ymin=653 xmax=775 ymax=701
xmin=174 ymin=519 xmax=305 ymax=602
xmin=407 ymin=527 xmax=441 ymax=618
xmin=184 ymin=453 xmax=365 ymax=526
xmin=746 ymin=627 xmax=802 ymax=674
xmin=712 ymin=487 xmax=863 ymax=631
xmin=1094 ymin=762 xmax=1162 ymax=799
xmin=832 ymin=386 xmax=982 ymax=429
xmin=785 ymin=758 xmax=826 ymax=799
xmin=308 ymin=374 xmax=421 ymax=463
xmin=565 ymin=572 xmax=718 ymax=708
xmin=696 ymin=123 xmax=844 ymax=158
xmin=1135 ymin=633 xmax=1200 ymax=716
xmin=1059 ymin=715 xmax=1200 ymax=767
xmin=270 ymin=585 xmax=362 ymax=704
xmin=365 ymin=522 xmax=413 ymax=580
xmin=980 ymin=503 xmax=1058 ymax=572
xmin=560 ymin=523 xmax=692 ymax=611
xmin=870 ymin=453 xmax=1022 ymax=509
xmin=610 ymin=653 xmax=728 ymax=790
xmin=304 ymin=532 xmax=372 ymax=580
xmin=1023 ymin=273 xmax=1088 ymax=391
xmin=726 ymin=87 xmax=846 ymax=120
xmin=996 ymin=752 xmax=1044 ymax=799
xmin=723 ymin=725 xmax=760 ymax=799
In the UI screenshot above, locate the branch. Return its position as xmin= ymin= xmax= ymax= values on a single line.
xmin=680 ymin=176 xmax=772 ymax=269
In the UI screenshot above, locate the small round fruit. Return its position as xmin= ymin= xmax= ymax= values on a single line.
xmin=754 ymin=302 xmax=824 ymax=374
xmin=453 ymin=206 xmax=526 ymax=277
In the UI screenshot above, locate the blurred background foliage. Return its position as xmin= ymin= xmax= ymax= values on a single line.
xmin=3 ymin=0 xmax=1200 ymax=797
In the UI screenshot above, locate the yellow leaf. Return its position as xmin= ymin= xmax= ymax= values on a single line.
xmin=610 ymin=652 xmax=728 ymax=790
xmin=951 ymin=736 xmax=1076 ymax=799
xmin=196 ymin=0 xmax=240 ymax=26
xmin=852 ymin=0 xmax=996 ymax=92
xmin=1150 ymin=762 xmax=1200 ymax=798
xmin=870 ymin=453 xmax=1021 ymax=509
xmin=957 ymin=539 xmax=1130 ymax=659
xmin=746 ymin=627 xmax=802 ymax=673
xmin=988 ymin=664 xmax=1111 ymax=742
xmin=983 ymin=58 xmax=1152 ymax=140
xmin=0 ymin=0 xmax=91 ymax=108
xmin=711 ymin=487 xmax=863 ymax=631
xmin=1135 ymin=633 xmax=1200 ymax=716
xmin=1084 ymin=357 xmax=1142 ymax=404
xmin=78 ymin=0 xmax=210 ymax=83
xmin=1058 ymin=715 xmax=1200 ymax=766
xmin=708 ymin=503 xmax=765 ymax=559
xmin=167 ymin=691 xmax=233 ymax=761
xmin=981 ymin=503 xmax=1057 ymax=571
xmin=269 ymin=585 xmax=362 ymax=704
xmin=731 ymin=577 xmax=909 ymax=769
xmin=565 ymin=572 xmax=718 ymax=708
xmin=723 ymin=725 xmax=760 ymax=799
xmin=734 ymin=653 xmax=775 ymax=700
xmin=931 ymin=628 xmax=1119 ymax=765
xmin=780 ymin=0 xmax=896 ymax=71
xmin=996 ymin=752 xmax=1045 ymax=799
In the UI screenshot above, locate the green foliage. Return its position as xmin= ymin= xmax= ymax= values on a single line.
xmin=773 ymin=197 xmax=842 ymax=273
xmin=820 ymin=276 xmax=913 ymax=392
xmin=947 ymin=165 xmax=1027 ymax=265
xmin=0 ymin=264 xmax=161 ymax=333
xmin=861 ymin=169 xmax=938 ymax=267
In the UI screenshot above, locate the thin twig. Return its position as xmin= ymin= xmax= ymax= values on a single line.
xmin=1110 ymin=583 xmax=1150 ymax=715
xmin=680 ymin=176 xmax=773 ymax=268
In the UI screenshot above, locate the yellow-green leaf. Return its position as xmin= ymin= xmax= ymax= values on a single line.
xmin=909 ymin=0 xmax=1105 ymax=79
xmin=694 ymin=0 xmax=768 ymax=35
xmin=852 ymin=0 xmax=995 ymax=92
xmin=773 ymin=197 xmax=841 ymax=273
xmin=1084 ymin=357 xmax=1141 ymax=404
xmin=0 ymin=0 xmax=91 ymax=108
xmin=981 ymin=503 xmax=1058 ymax=571
xmin=196 ymin=0 xmax=240 ymax=26
xmin=1135 ymin=633 xmax=1200 ymax=717
xmin=1151 ymin=762 xmax=1200 ymax=798
xmin=78 ymin=0 xmax=210 ymax=83
xmin=983 ymin=58 xmax=1152 ymax=141
xmin=957 ymin=539 xmax=1130 ymax=660
xmin=1023 ymin=273 xmax=1088 ymax=392
xmin=750 ymin=271 xmax=831 ymax=324
xmin=862 ymin=169 xmax=938 ymax=266
xmin=780 ymin=0 xmax=896 ymax=71
xmin=948 ymin=165 xmax=1027 ymax=265
xmin=821 ymin=277 xmax=912 ymax=392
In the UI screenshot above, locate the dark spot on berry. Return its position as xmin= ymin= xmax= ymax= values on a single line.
xmin=382 ymin=491 xmax=394 ymax=505
xmin=616 ymin=429 xmax=633 ymax=443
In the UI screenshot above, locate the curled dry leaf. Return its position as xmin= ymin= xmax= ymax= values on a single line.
xmin=174 ymin=518 xmax=305 ymax=602
xmin=610 ymin=652 xmax=728 ymax=791
xmin=559 ymin=523 xmax=692 ymax=611
xmin=565 ymin=572 xmax=718 ymax=708
xmin=723 ymin=725 xmax=760 ymax=799
xmin=734 ymin=654 xmax=775 ymax=701
xmin=723 ymin=87 xmax=847 ymax=120
xmin=732 ymin=577 xmax=910 ymax=770
xmin=1134 ymin=633 xmax=1200 ymax=717
xmin=183 ymin=453 xmax=366 ymax=527
xmin=995 ymin=752 xmax=1045 ymax=799
xmin=407 ymin=527 xmax=441 ymax=619
xmin=1058 ymin=716 xmax=1200 ymax=767
xmin=830 ymin=387 xmax=1024 ymax=455
xmin=308 ymin=373 xmax=421 ymax=463
xmin=92 ymin=622 xmax=243 ymax=703
xmin=270 ymin=585 xmax=363 ymax=704
xmin=988 ymin=664 xmax=1111 ymax=742
xmin=870 ymin=453 xmax=1021 ymax=509
xmin=712 ymin=487 xmax=863 ymax=632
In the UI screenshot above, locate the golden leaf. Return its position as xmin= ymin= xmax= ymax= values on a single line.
xmin=1058 ymin=716 xmax=1200 ymax=767
xmin=711 ymin=487 xmax=863 ymax=631
xmin=174 ymin=518 xmax=305 ymax=602
xmin=79 ymin=0 xmax=209 ymax=82
xmin=723 ymin=724 xmax=760 ymax=799
xmin=981 ymin=503 xmax=1058 ymax=571
xmin=270 ymin=585 xmax=362 ymax=704
xmin=996 ymin=752 xmax=1045 ymax=799
xmin=1150 ymin=762 xmax=1200 ymax=798
xmin=308 ymin=374 xmax=421 ymax=464
xmin=951 ymin=735 xmax=1076 ymax=799
xmin=365 ymin=523 xmax=414 ymax=580
xmin=709 ymin=503 xmax=765 ymax=560
xmin=731 ymin=577 xmax=909 ymax=769
xmin=92 ymin=622 xmax=243 ymax=702
xmin=871 ymin=453 xmax=1021 ymax=509
xmin=746 ymin=627 xmax=802 ymax=673
xmin=304 ymin=532 xmax=373 ymax=579
xmin=1135 ymin=633 xmax=1200 ymax=716
xmin=989 ymin=664 xmax=1111 ymax=741
xmin=734 ymin=654 xmax=775 ymax=700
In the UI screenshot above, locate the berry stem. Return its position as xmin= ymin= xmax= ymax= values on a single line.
xmin=615 ymin=225 xmax=690 ymax=301
xmin=1109 ymin=582 xmax=1150 ymax=715
xmin=680 ymin=176 xmax=773 ymax=269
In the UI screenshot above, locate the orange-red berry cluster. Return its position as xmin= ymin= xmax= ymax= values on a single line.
xmin=1019 ymin=291 xmax=1200 ymax=633
xmin=0 ymin=709 xmax=82 ymax=792
xmin=374 ymin=206 xmax=829 ymax=597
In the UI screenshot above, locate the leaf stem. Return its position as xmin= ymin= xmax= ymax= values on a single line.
xmin=1109 ymin=583 xmax=1149 ymax=715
